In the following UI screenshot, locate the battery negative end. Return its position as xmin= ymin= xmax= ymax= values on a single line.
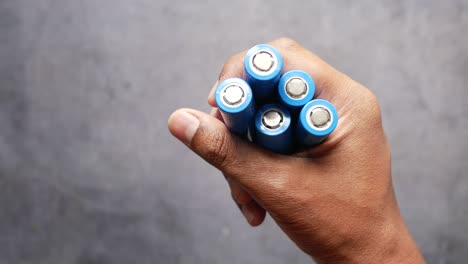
xmin=252 ymin=51 xmax=274 ymax=72
xmin=310 ymin=107 xmax=331 ymax=128
xmin=262 ymin=110 xmax=283 ymax=129
xmin=286 ymin=78 xmax=308 ymax=99
xmin=222 ymin=85 xmax=245 ymax=106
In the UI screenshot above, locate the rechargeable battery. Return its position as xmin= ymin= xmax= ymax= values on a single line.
xmin=296 ymin=99 xmax=338 ymax=147
xmin=254 ymin=104 xmax=292 ymax=154
xmin=215 ymin=78 xmax=256 ymax=137
xmin=278 ymin=70 xmax=315 ymax=111
xmin=244 ymin=44 xmax=283 ymax=100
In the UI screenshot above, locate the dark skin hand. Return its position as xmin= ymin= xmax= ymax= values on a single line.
xmin=168 ymin=38 xmax=425 ymax=263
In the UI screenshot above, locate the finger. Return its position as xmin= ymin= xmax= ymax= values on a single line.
xmin=226 ymin=176 xmax=253 ymax=205
xmin=208 ymin=37 xmax=353 ymax=107
xmin=238 ymin=199 xmax=266 ymax=227
xmin=209 ymin=107 xmax=224 ymax=122
xmin=225 ymin=176 xmax=266 ymax=226
xmin=168 ymin=108 xmax=298 ymax=195
xmin=268 ymin=38 xmax=352 ymax=100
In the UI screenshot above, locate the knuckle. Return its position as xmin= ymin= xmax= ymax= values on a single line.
xmin=218 ymin=54 xmax=243 ymax=81
xmin=276 ymin=37 xmax=298 ymax=49
xmin=364 ymin=90 xmax=382 ymax=120
xmin=364 ymin=89 xmax=379 ymax=107
xmin=349 ymin=88 xmax=384 ymax=130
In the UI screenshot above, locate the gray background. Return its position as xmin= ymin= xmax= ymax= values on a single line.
xmin=1 ymin=0 xmax=467 ymax=263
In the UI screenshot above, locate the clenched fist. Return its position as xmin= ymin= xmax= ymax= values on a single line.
xmin=168 ymin=38 xmax=425 ymax=264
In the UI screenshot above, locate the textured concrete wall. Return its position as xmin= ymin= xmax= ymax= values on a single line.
xmin=0 ymin=1 xmax=467 ymax=263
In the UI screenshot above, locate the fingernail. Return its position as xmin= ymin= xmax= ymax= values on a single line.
xmin=241 ymin=205 xmax=255 ymax=225
xmin=168 ymin=110 xmax=200 ymax=145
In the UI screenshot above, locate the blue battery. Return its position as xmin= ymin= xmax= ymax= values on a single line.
xmin=244 ymin=44 xmax=283 ymax=100
xmin=254 ymin=104 xmax=292 ymax=154
xmin=297 ymin=99 xmax=338 ymax=147
xmin=278 ymin=70 xmax=315 ymax=111
xmin=215 ymin=78 xmax=256 ymax=137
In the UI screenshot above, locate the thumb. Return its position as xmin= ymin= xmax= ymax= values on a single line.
xmin=167 ymin=108 xmax=295 ymax=192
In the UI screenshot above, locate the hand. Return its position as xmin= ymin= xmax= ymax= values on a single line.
xmin=168 ymin=38 xmax=425 ymax=263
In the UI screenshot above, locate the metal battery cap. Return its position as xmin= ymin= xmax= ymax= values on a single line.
xmin=222 ymin=85 xmax=245 ymax=106
xmin=252 ymin=51 xmax=275 ymax=72
xmin=310 ymin=107 xmax=331 ymax=128
xmin=286 ymin=78 xmax=308 ymax=99
xmin=262 ymin=110 xmax=283 ymax=129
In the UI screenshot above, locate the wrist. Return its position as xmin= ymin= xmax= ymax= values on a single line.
xmin=314 ymin=217 xmax=425 ymax=264
xmin=377 ymin=222 xmax=425 ymax=264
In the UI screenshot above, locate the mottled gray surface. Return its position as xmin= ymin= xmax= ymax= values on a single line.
xmin=0 ymin=0 xmax=467 ymax=263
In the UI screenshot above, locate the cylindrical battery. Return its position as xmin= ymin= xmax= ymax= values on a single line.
xmin=297 ymin=99 xmax=338 ymax=147
xmin=254 ymin=104 xmax=292 ymax=154
xmin=244 ymin=44 xmax=283 ymax=100
xmin=278 ymin=70 xmax=315 ymax=111
xmin=215 ymin=78 xmax=256 ymax=137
